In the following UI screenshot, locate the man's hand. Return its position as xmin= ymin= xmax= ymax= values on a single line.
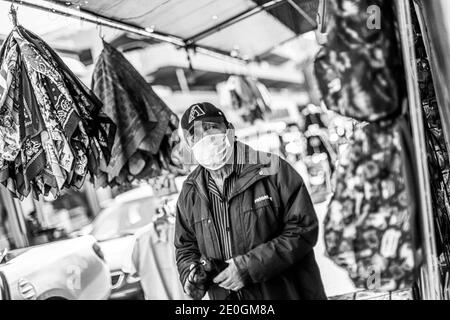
xmin=184 ymin=263 xmax=207 ymax=300
xmin=213 ymin=258 xmax=247 ymax=291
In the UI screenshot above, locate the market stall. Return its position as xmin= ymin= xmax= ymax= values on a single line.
xmin=0 ymin=0 xmax=449 ymax=301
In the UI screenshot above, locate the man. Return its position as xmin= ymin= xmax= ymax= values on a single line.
xmin=174 ymin=102 xmax=327 ymax=300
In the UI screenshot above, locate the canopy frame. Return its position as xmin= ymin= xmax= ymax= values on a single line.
xmin=1 ymin=0 xmax=317 ymax=64
xmin=0 ymin=0 xmax=247 ymax=63
xmin=396 ymin=0 xmax=442 ymax=300
xmin=286 ymin=0 xmax=317 ymax=27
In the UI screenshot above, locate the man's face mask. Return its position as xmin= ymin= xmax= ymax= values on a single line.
xmin=191 ymin=133 xmax=234 ymax=171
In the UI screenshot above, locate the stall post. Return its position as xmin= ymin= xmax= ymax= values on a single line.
xmin=396 ymin=0 xmax=442 ymax=300
xmin=0 ymin=187 xmax=29 ymax=248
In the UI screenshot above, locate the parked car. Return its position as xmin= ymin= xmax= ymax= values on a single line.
xmin=0 ymin=235 xmax=110 ymax=300
xmin=83 ymin=184 xmax=182 ymax=300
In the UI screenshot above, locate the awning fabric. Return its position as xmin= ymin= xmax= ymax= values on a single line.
xmin=49 ymin=0 xmax=319 ymax=61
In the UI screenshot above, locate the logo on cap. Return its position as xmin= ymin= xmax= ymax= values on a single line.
xmin=188 ymin=104 xmax=206 ymax=123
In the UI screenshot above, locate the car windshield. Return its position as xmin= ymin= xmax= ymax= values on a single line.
xmin=90 ymin=197 xmax=157 ymax=241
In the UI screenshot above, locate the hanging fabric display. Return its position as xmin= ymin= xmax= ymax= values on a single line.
xmin=0 ymin=24 xmax=115 ymax=200
xmin=323 ymin=120 xmax=420 ymax=291
xmin=91 ymin=41 xmax=180 ymax=188
xmin=314 ymin=0 xmax=404 ymax=122
xmin=123 ymin=213 xmax=190 ymax=300
xmin=222 ymin=75 xmax=271 ymax=124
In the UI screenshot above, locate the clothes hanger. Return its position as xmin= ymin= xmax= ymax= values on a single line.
xmin=9 ymin=2 xmax=18 ymax=27
xmin=97 ymin=24 xmax=106 ymax=42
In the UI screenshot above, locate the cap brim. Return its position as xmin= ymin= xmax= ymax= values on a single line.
xmin=185 ymin=116 xmax=227 ymax=134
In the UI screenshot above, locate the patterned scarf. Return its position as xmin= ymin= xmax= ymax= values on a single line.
xmin=91 ymin=41 xmax=180 ymax=188
xmin=0 ymin=25 xmax=115 ymax=199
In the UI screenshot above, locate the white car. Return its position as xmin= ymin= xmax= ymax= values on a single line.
xmin=85 ymin=183 xmax=183 ymax=299
xmin=0 ymin=235 xmax=111 ymax=300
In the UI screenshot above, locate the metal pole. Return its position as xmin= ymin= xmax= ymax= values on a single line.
xmin=175 ymin=68 xmax=190 ymax=93
xmin=0 ymin=0 xmax=248 ymax=64
xmin=254 ymin=34 xmax=300 ymax=61
xmin=413 ymin=0 xmax=450 ymax=175
xmin=0 ymin=187 xmax=28 ymax=248
xmin=286 ymin=0 xmax=318 ymax=28
xmin=396 ymin=0 xmax=442 ymax=300
xmin=2 ymin=0 xmax=185 ymax=45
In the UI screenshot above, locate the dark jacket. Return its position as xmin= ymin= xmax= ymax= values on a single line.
xmin=174 ymin=142 xmax=327 ymax=300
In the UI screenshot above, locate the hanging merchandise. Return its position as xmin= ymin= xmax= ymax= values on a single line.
xmin=245 ymin=77 xmax=272 ymax=113
xmin=225 ymin=75 xmax=271 ymax=124
xmin=324 ymin=120 xmax=420 ymax=291
xmin=91 ymin=41 xmax=181 ymax=188
xmin=314 ymin=0 xmax=404 ymax=122
xmin=123 ymin=212 xmax=190 ymax=300
xmin=0 ymin=23 xmax=115 ymax=200
xmin=255 ymin=81 xmax=272 ymax=109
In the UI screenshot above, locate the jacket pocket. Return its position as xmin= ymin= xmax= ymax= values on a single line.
xmin=192 ymin=217 xmax=212 ymax=256
xmin=242 ymin=201 xmax=281 ymax=247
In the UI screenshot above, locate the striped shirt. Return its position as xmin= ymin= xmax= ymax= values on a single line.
xmin=204 ymin=142 xmax=246 ymax=260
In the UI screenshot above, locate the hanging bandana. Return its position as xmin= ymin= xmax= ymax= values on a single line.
xmin=0 ymin=25 xmax=115 ymax=199
xmin=91 ymin=41 xmax=181 ymax=188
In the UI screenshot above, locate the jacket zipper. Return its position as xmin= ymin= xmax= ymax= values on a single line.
xmin=190 ymin=183 xmax=223 ymax=259
xmin=223 ymin=174 xmax=267 ymax=301
xmin=188 ymin=169 xmax=268 ymax=301
xmin=192 ymin=184 xmax=234 ymax=299
xmin=226 ymin=193 xmax=246 ymax=302
xmin=224 ymin=195 xmax=234 ymax=300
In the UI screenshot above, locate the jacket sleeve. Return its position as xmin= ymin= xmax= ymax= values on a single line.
xmin=174 ymin=195 xmax=201 ymax=287
xmin=234 ymin=159 xmax=319 ymax=283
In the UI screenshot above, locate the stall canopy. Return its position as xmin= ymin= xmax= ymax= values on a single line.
xmin=147 ymin=66 xmax=306 ymax=91
xmin=1 ymin=0 xmax=319 ymax=62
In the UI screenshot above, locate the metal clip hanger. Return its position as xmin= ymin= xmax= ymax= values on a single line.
xmin=9 ymin=3 xmax=18 ymax=27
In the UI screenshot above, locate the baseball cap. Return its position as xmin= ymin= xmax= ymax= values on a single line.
xmin=180 ymin=102 xmax=229 ymax=134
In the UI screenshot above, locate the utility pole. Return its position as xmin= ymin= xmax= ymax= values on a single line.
xmin=396 ymin=0 xmax=442 ymax=300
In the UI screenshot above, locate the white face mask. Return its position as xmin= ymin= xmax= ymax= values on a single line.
xmin=191 ymin=133 xmax=233 ymax=171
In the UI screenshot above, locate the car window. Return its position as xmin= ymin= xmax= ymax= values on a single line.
xmin=91 ymin=197 xmax=157 ymax=241
xmin=90 ymin=208 xmax=121 ymax=241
